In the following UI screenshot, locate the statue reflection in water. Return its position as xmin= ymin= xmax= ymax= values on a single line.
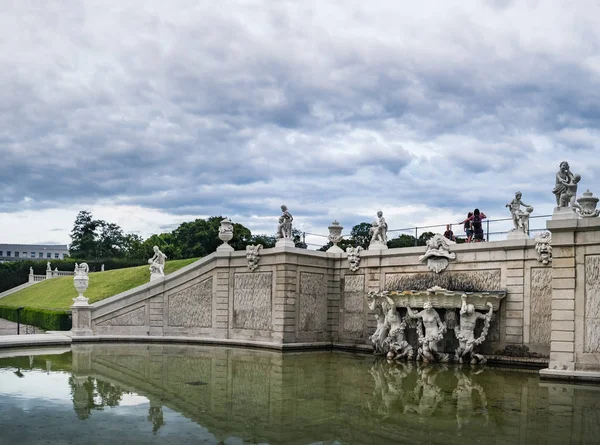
xmin=404 ymin=365 xmax=446 ymax=421
xmin=368 ymin=361 xmax=413 ymax=417
xmin=453 ymin=367 xmax=489 ymax=432
xmin=368 ymin=361 xmax=490 ymax=431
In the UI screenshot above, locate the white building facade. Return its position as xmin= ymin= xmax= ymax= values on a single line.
xmin=0 ymin=244 xmax=69 ymax=263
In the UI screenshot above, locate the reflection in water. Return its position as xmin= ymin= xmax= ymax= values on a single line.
xmin=1 ymin=345 xmax=600 ymax=444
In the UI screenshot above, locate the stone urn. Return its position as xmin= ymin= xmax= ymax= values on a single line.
xmin=327 ymin=220 xmax=344 ymax=253
xmin=577 ymin=189 xmax=600 ymax=218
xmin=217 ymin=217 xmax=234 ymax=251
xmin=72 ymin=263 xmax=90 ymax=306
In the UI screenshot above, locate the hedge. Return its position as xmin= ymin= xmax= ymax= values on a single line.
xmin=0 ymin=306 xmax=72 ymax=331
xmin=0 ymin=258 xmax=147 ymax=294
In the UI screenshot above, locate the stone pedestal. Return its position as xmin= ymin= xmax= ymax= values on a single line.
xmin=368 ymin=240 xmax=388 ymax=251
xmin=552 ymin=207 xmax=578 ymax=220
xmin=275 ymin=238 xmax=296 ymax=248
xmin=216 ymin=243 xmax=234 ymax=252
xmin=71 ymin=305 xmax=93 ymax=337
xmin=507 ymin=230 xmax=529 ymax=240
xmin=326 ymin=244 xmax=344 ymax=253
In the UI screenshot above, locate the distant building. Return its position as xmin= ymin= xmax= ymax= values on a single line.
xmin=0 ymin=244 xmax=69 ymax=263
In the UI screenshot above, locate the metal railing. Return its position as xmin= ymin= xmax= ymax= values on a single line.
xmin=303 ymin=214 xmax=552 ymax=248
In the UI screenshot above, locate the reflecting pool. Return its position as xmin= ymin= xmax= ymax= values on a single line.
xmin=0 ymin=344 xmax=599 ymax=444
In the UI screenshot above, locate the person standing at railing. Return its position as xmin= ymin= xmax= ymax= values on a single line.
xmin=460 ymin=212 xmax=474 ymax=243
xmin=460 ymin=210 xmax=487 ymax=242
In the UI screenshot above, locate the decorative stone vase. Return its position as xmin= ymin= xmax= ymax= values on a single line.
xmin=577 ymin=189 xmax=600 ymax=218
xmin=73 ymin=274 xmax=89 ymax=306
xmin=72 ymin=262 xmax=90 ymax=306
xmin=327 ymin=220 xmax=344 ymax=253
xmin=217 ymin=217 xmax=234 ymax=251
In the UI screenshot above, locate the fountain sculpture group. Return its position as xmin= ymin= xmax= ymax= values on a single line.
xmin=369 ymin=290 xmax=496 ymax=364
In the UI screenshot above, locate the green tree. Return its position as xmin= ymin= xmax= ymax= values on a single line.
xmin=350 ymin=222 xmax=372 ymax=250
xmin=292 ymin=228 xmax=307 ymax=249
xmin=69 ymin=211 xmax=100 ymax=259
xmin=248 ymin=234 xmax=277 ymax=249
xmin=96 ymin=221 xmax=125 ymax=258
xmin=387 ymin=234 xmax=417 ymax=248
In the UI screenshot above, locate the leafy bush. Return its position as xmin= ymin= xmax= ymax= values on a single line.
xmin=0 ymin=306 xmax=71 ymax=331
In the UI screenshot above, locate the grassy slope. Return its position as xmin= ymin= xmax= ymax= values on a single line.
xmin=0 ymin=258 xmax=198 ymax=310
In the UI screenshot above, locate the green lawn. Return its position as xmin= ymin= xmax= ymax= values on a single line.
xmin=0 ymin=258 xmax=198 ymax=310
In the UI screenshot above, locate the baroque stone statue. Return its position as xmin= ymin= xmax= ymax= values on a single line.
xmin=381 ymin=296 xmax=413 ymax=361
xmin=419 ymin=234 xmax=456 ymax=273
xmin=534 ymin=232 xmax=552 ymax=265
xmin=46 ymin=261 xmax=51 ymax=272
xmin=277 ymin=205 xmax=293 ymax=239
xmin=406 ymin=301 xmax=449 ymax=362
xmin=148 ymin=246 xmax=167 ymax=281
xmin=367 ymin=291 xmax=389 ymax=355
xmin=506 ymin=191 xmax=533 ymax=234
xmin=346 ymin=246 xmax=363 ymax=272
xmin=246 ymin=244 xmax=262 ymax=271
xmin=454 ymin=295 xmax=493 ymax=364
xmin=369 ymin=211 xmax=388 ymax=246
xmin=553 ymin=161 xmax=581 ymax=209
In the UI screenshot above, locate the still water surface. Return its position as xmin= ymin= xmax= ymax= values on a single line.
xmin=0 ymin=344 xmax=599 ymax=445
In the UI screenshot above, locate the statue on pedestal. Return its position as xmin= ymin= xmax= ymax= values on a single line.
xmin=277 ymin=205 xmax=293 ymax=239
xmin=381 ymin=296 xmax=413 ymax=361
xmin=406 ymin=301 xmax=448 ymax=362
xmin=148 ymin=246 xmax=167 ymax=280
xmin=454 ymin=295 xmax=493 ymax=364
xmin=506 ymin=191 xmax=533 ymax=234
xmin=553 ymin=161 xmax=581 ymax=209
xmin=370 ymin=211 xmax=388 ymax=244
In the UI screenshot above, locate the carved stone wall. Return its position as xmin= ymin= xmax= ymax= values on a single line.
xmin=96 ymin=306 xmax=146 ymax=326
xmin=385 ymin=270 xmax=502 ymax=293
xmin=530 ymin=268 xmax=552 ymax=345
xmin=233 ymin=272 xmax=272 ymax=330
xmin=585 ymin=255 xmax=600 ymax=353
xmin=299 ymin=272 xmax=327 ymax=332
xmin=343 ymin=275 xmax=365 ymax=335
xmin=168 ymin=278 xmax=213 ymax=328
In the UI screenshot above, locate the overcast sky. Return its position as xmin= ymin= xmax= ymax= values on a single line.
xmin=1 ymin=0 xmax=599 ymax=248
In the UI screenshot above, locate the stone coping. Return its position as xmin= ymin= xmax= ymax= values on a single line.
xmin=539 ymin=368 xmax=600 ymax=383
xmin=0 ymin=334 xmax=72 ymax=350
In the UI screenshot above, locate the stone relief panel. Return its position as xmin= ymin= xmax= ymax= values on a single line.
xmin=530 ymin=268 xmax=552 ymax=345
xmin=343 ymin=275 xmax=365 ymax=335
xmin=233 ymin=272 xmax=272 ymax=330
xmin=385 ymin=270 xmax=502 ymax=293
xmin=77 ymin=311 xmax=90 ymax=329
xmin=168 ymin=277 xmax=213 ymax=328
xmin=585 ymin=255 xmax=600 ymax=353
xmin=96 ymin=306 xmax=146 ymax=326
xmin=299 ymin=272 xmax=327 ymax=332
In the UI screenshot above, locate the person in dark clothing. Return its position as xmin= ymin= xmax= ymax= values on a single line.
xmin=443 ymin=224 xmax=455 ymax=241
xmin=470 ymin=209 xmax=487 ymax=242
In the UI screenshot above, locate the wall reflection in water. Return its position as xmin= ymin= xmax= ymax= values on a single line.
xmin=59 ymin=344 xmax=600 ymax=444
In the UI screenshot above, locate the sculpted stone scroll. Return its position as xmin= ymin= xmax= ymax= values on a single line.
xmin=419 ymin=234 xmax=456 ymax=273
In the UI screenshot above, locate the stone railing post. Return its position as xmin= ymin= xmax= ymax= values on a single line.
xmin=71 ymin=304 xmax=93 ymax=336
